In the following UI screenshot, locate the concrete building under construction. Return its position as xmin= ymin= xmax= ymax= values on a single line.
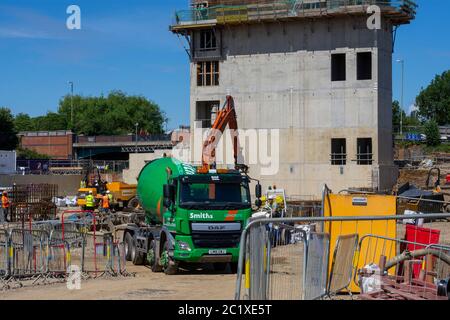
xmin=171 ymin=0 xmax=417 ymax=199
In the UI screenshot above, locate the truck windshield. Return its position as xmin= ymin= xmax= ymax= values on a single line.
xmin=180 ymin=182 xmax=251 ymax=210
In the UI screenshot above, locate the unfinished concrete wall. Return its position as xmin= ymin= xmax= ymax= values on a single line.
xmin=0 ymin=174 xmax=82 ymax=196
xmin=123 ymin=151 xmax=175 ymax=184
xmin=189 ymin=16 xmax=397 ymax=199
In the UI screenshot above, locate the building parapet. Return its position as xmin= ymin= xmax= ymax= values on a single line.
xmin=171 ymin=0 xmax=417 ymax=31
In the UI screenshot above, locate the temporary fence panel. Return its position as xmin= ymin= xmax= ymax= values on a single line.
xmin=246 ymin=223 xmax=268 ymax=300
xmin=83 ymin=233 xmax=113 ymax=276
xmin=49 ymin=229 xmax=86 ymax=276
xmin=431 ymin=245 xmax=450 ymax=282
xmin=9 ymin=229 xmax=49 ymax=277
xmin=0 ymin=230 xmax=8 ymax=278
xmin=323 ymin=194 xmax=397 ymax=292
xmin=405 ymin=225 xmax=440 ymax=278
xmin=303 ymin=232 xmax=330 ymax=300
xmin=244 ymin=221 xmax=308 ymax=300
xmin=328 ymin=234 xmax=359 ymax=296
xmin=266 ymin=225 xmax=306 ymax=300
xmin=111 ymin=241 xmax=127 ymax=275
xmin=235 ymin=213 xmax=450 ymax=301
xmin=357 ymin=236 xmax=450 ymax=300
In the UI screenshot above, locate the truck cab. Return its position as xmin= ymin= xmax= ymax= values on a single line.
xmin=160 ymin=171 xmax=252 ymax=272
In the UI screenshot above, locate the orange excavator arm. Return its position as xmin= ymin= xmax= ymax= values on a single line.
xmin=201 ymin=95 xmax=242 ymax=171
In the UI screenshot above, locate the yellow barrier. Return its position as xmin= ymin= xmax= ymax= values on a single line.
xmin=324 ymin=194 xmax=397 ymax=292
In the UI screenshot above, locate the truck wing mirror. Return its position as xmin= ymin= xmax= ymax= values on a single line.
xmin=255 ymin=183 xmax=262 ymax=199
xmin=163 ymin=184 xmax=176 ymax=208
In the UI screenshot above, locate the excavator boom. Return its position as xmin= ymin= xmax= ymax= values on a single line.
xmin=201 ymin=95 xmax=244 ymax=171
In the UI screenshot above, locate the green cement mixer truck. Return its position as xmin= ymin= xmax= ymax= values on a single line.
xmin=120 ymin=157 xmax=261 ymax=275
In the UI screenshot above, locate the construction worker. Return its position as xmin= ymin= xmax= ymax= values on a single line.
xmin=107 ymin=190 xmax=113 ymax=204
xmin=101 ymin=192 xmax=110 ymax=214
xmin=1 ymin=191 xmax=10 ymax=223
xmin=85 ymin=190 xmax=95 ymax=211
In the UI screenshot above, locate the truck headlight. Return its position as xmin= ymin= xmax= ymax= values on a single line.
xmin=178 ymin=241 xmax=191 ymax=251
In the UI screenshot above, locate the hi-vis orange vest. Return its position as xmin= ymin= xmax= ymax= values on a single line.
xmin=102 ymin=195 xmax=109 ymax=209
xmin=2 ymin=195 xmax=10 ymax=208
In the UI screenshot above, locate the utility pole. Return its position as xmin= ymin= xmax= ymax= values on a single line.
xmin=68 ymin=81 xmax=74 ymax=130
xmin=135 ymin=122 xmax=139 ymax=153
xmin=396 ymin=59 xmax=404 ymax=137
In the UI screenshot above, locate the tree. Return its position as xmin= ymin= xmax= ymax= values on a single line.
xmin=7 ymin=91 xmax=167 ymax=137
xmin=58 ymin=91 xmax=167 ymax=135
xmin=32 ymin=112 xmax=67 ymax=131
xmin=14 ymin=113 xmax=35 ymax=132
xmin=16 ymin=147 xmax=51 ymax=160
xmin=416 ymin=70 xmax=450 ymax=125
xmin=0 ymin=107 xmax=19 ymax=150
xmin=392 ymin=100 xmax=406 ymax=130
xmin=424 ymin=120 xmax=440 ymax=146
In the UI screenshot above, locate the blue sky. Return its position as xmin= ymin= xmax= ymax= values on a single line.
xmin=0 ymin=0 xmax=449 ymax=130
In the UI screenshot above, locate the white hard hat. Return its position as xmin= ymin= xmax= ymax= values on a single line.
xmin=106 ymin=190 xmax=110 ymax=194
xmin=89 ymin=190 xmax=93 ymax=194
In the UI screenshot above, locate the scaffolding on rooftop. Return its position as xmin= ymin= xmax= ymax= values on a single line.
xmin=172 ymin=0 xmax=417 ymax=31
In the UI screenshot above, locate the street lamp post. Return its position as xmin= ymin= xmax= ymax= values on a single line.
xmin=68 ymin=81 xmax=74 ymax=130
xmin=135 ymin=122 xmax=139 ymax=153
xmin=396 ymin=59 xmax=404 ymax=137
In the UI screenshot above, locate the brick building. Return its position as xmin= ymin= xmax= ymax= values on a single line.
xmin=18 ymin=131 xmax=74 ymax=160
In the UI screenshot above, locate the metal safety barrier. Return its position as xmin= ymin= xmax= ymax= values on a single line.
xmin=328 ymin=234 xmax=359 ymax=296
xmin=0 ymin=230 xmax=8 ymax=285
xmin=83 ymin=232 xmax=114 ymax=277
xmin=235 ymin=213 xmax=450 ymax=300
xmin=111 ymin=241 xmax=128 ymax=276
xmin=9 ymin=229 xmax=49 ymax=279
xmin=304 ymin=232 xmax=330 ymax=300
xmin=0 ymin=226 xmax=130 ymax=290
xmin=355 ymin=235 xmax=450 ymax=299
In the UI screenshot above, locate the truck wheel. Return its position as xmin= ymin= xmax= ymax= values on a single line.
xmin=161 ymin=241 xmax=178 ymax=275
xmin=124 ymin=233 xmax=133 ymax=261
xmin=131 ymin=236 xmax=145 ymax=265
xmin=127 ymin=197 xmax=140 ymax=209
xmin=148 ymin=239 xmax=163 ymax=272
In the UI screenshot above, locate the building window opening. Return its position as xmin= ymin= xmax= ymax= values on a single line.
xmin=331 ymin=138 xmax=347 ymax=165
xmin=357 ymin=138 xmax=373 ymax=165
xmin=357 ymin=52 xmax=372 ymax=80
xmin=331 ymin=53 xmax=346 ymax=81
xmin=197 ymin=61 xmax=219 ymax=86
xmin=196 ymin=101 xmax=220 ymax=128
xmin=200 ymin=30 xmax=217 ymax=51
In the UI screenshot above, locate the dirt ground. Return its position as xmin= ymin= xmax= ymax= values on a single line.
xmin=0 ymin=265 xmax=238 ymax=300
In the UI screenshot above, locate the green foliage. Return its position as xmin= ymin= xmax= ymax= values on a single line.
xmin=424 ymin=120 xmax=441 ymax=146
xmin=392 ymin=100 xmax=405 ymax=128
xmin=0 ymin=107 xmax=19 ymax=150
xmin=16 ymin=147 xmax=51 ymax=160
xmin=424 ymin=143 xmax=450 ymax=154
xmin=14 ymin=113 xmax=35 ymax=132
xmin=58 ymin=91 xmax=166 ymax=135
xmin=392 ymin=100 xmax=421 ymax=133
xmin=32 ymin=112 xmax=68 ymax=131
xmin=13 ymin=91 xmax=167 ymax=136
xmin=416 ymin=70 xmax=450 ymax=125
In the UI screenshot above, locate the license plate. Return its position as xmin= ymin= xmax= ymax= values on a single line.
xmin=208 ymin=249 xmax=226 ymax=255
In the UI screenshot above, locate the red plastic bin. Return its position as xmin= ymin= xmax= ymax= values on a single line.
xmin=405 ymin=225 xmax=440 ymax=278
